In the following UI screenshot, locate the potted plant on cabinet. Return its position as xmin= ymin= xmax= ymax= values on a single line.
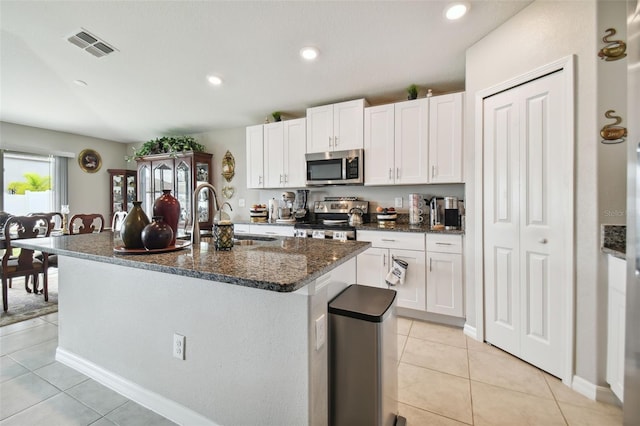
xmin=407 ymin=84 xmax=419 ymax=100
xmin=126 ymin=136 xmax=205 ymax=161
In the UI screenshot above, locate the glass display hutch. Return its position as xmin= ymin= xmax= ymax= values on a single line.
xmin=136 ymin=151 xmax=214 ymax=230
xmin=107 ymin=169 xmax=137 ymax=223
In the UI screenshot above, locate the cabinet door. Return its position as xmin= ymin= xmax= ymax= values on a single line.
xmin=394 ymin=98 xmax=429 ymax=184
xmin=426 ymin=251 xmax=463 ymax=317
xmin=263 ymin=122 xmax=285 ymax=188
xmin=356 ymin=247 xmax=389 ymax=288
xmin=607 ymin=255 xmax=626 ymax=401
xmin=284 ymin=118 xmax=306 ymax=187
xmin=248 ymin=224 xmax=294 ymax=236
xmin=333 ymin=99 xmax=365 ymax=151
xmin=429 ymin=93 xmax=463 ymax=183
xmin=364 ymin=104 xmax=395 ymax=185
xmin=306 ymin=104 xmax=334 ymax=153
xmin=390 ymin=249 xmax=426 ymax=310
xmin=246 ymin=125 xmax=264 ymax=188
xmin=174 ymin=158 xmax=192 ymax=227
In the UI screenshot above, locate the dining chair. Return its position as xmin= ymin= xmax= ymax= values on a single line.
xmin=28 ymin=212 xmax=64 ymax=233
xmin=111 ymin=211 xmax=127 ymax=232
xmin=1 ymin=215 xmax=51 ymax=312
xmin=69 ymin=213 xmax=105 ymax=234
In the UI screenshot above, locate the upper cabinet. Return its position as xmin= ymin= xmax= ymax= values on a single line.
xmin=247 ymin=119 xmax=306 ymax=189
xmin=136 ymin=151 xmax=213 ymax=229
xmin=264 ymin=118 xmax=306 ymax=188
xmin=429 ymin=92 xmax=463 ymax=183
xmin=364 ymin=93 xmax=463 ymax=186
xmin=246 ymin=124 xmax=264 ymax=189
xmin=306 ymin=99 xmax=367 ymax=153
xmin=365 ymin=98 xmax=429 ymax=185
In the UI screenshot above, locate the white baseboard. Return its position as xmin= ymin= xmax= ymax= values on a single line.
xmin=571 ymin=375 xmax=619 ymax=405
xmin=56 ymin=347 xmax=218 ymax=426
xmin=463 ymin=323 xmax=478 ymax=340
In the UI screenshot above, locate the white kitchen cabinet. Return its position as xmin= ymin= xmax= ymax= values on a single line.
xmin=364 ymin=98 xmax=429 ymax=185
xmin=234 ymin=224 xmax=251 ymax=234
xmin=246 ymin=124 xmax=264 ymax=189
xmin=607 ymin=255 xmax=626 ymax=402
xmin=428 ymin=92 xmax=463 ymax=183
xmin=356 ymin=230 xmax=426 ymax=310
xmin=263 ymin=118 xmax=306 ymax=188
xmin=426 ymin=234 xmax=463 ymax=317
xmin=307 ymin=99 xmax=366 ymax=153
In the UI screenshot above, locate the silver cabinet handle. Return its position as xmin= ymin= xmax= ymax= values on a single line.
xmin=388 ymin=168 xmax=392 ymax=179
xmin=432 ymin=165 xmax=435 ymax=178
xmin=329 ymin=136 xmax=333 ymax=148
xmin=435 ymin=242 xmax=453 ymax=245
xmin=381 ymin=238 xmax=396 ymax=242
xmin=334 ymin=136 xmax=338 ymax=146
xmin=284 ymin=174 xmax=288 ymax=184
xmin=383 ymin=253 xmax=386 ymax=267
xmin=259 ymin=176 xmax=263 ymax=185
xmin=539 ymin=238 xmax=548 ymax=244
xmin=429 ymin=258 xmax=432 ymax=272
xmin=396 ymin=168 xmax=400 ymax=179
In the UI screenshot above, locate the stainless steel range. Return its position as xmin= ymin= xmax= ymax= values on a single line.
xmin=293 ymin=197 xmax=369 ymax=240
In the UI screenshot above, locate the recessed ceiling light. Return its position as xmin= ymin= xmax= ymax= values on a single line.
xmin=300 ymin=46 xmax=319 ymax=61
xmin=207 ymin=75 xmax=223 ymax=86
xmin=444 ymin=2 xmax=469 ymax=20
xmin=74 ymin=80 xmax=88 ymax=87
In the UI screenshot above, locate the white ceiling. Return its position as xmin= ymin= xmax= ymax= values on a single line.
xmin=0 ymin=0 xmax=531 ymax=144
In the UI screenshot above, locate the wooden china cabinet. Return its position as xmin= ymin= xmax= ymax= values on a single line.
xmin=135 ymin=151 xmax=214 ymax=230
xmin=107 ymin=169 xmax=137 ymax=224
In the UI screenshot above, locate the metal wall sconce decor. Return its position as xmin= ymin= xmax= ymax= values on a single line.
xmin=221 ymin=150 xmax=235 ymax=199
xmin=598 ymin=28 xmax=627 ymax=61
xmin=221 ymin=150 xmax=235 ymax=182
xmin=600 ymin=110 xmax=627 ymax=144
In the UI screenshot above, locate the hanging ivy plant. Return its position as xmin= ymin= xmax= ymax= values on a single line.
xmin=126 ymin=136 xmax=205 ymax=161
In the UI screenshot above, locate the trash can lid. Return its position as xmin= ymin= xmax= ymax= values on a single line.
xmin=328 ymin=284 xmax=396 ymax=323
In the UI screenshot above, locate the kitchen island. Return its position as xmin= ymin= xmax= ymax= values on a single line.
xmin=13 ymin=232 xmax=370 ymax=426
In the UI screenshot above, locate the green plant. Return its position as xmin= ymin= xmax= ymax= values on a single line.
xmin=407 ymin=84 xmax=418 ymax=99
xmin=7 ymin=172 xmax=51 ymax=194
xmin=272 ymin=111 xmax=282 ymax=122
xmin=126 ymin=136 xmax=204 ymax=161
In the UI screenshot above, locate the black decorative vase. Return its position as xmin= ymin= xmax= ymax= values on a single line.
xmin=141 ymin=216 xmax=174 ymax=250
xmin=120 ymin=201 xmax=150 ymax=249
xmin=153 ymin=189 xmax=180 ymax=246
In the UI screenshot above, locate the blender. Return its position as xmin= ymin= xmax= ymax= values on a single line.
xmin=294 ymin=190 xmax=309 ymax=220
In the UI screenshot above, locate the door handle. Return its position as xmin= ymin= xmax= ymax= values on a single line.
xmin=334 ymin=136 xmax=338 ymax=146
xmin=539 ymin=238 xmax=548 ymax=244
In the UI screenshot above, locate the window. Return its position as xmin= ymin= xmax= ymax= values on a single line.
xmin=1 ymin=150 xmax=68 ymax=214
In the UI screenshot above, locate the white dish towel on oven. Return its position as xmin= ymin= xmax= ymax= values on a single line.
xmin=385 ymin=257 xmax=408 ymax=286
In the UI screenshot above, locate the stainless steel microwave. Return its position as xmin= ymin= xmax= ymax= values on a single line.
xmin=305 ymin=149 xmax=364 ymax=186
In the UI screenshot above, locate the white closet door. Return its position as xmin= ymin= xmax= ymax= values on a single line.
xmin=484 ymin=71 xmax=567 ymax=378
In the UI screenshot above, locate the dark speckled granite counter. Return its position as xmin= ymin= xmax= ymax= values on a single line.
xmin=602 ymin=224 xmax=626 ymax=260
xmin=12 ymin=231 xmax=370 ymax=292
xmin=238 ymin=220 xmax=465 ymax=235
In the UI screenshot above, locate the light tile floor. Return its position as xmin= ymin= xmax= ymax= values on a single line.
xmin=0 ymin=313 xmax=623 ymax=425
xmin=0 ymin=313 xmax=177 ymax=425
xmin=396 ymin=317 xmax=624 ymax=425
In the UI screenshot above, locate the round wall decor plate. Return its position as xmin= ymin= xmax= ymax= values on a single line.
xmin=78 ymin=149 xmax=102 ymax=173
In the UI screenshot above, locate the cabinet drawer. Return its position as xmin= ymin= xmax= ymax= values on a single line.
xmin=357 ymin=230 xmax=424 ymax=251
xmin=426 ymin=234 xmax=462 ymax=254
xmin=249 ymin=224 xmax=294 ymax=237
xmin=234 ymin=224 xmax=251 ymax=234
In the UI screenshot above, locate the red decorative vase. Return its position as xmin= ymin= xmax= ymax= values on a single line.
xmin=153 ymin=189 xmax=180 ymax=246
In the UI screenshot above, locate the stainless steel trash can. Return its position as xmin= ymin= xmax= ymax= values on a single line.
xmin=329 ymin=284 xmax=406 ymax=426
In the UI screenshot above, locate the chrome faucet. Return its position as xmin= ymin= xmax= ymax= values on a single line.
xmin=192 ymin=183 xmax=220 ymax=246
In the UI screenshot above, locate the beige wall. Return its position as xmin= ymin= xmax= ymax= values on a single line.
xmin=1 ymin=121 xmax=131 ymax=221
xmin=465 ymin=0 xmax=627 ymax=389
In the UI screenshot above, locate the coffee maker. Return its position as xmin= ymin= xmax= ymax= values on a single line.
xmin=429 ymin=196 xmax=463 ymax=229
xmin=444 ymin=197 xmax=459 ymax=230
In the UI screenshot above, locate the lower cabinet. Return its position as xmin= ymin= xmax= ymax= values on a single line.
xmin=356 ymin=231 xmax=426 ymax=310
xmin=356 ymin=230 xmax=464 ymax=318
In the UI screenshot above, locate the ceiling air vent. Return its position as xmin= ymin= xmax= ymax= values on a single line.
xmin=66 ymin=29 xmax=117 ymax=58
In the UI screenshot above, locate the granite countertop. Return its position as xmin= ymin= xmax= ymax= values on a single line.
xmin=602 ymin=224 xmax=626 ymax=260
xmin=11 ymin=232 xmax=371 ymax=293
